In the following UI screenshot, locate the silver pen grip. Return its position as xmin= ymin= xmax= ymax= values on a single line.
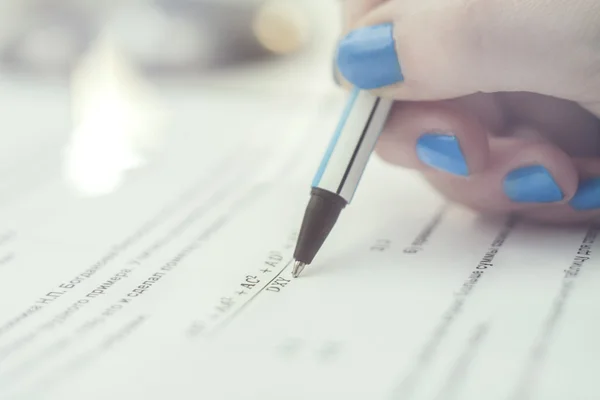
xmin=311 ymin=89 xmax=393 ymax=203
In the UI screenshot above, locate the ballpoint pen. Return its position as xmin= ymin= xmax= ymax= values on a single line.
xmin=291 ymin=88 xmax=393 ymax=277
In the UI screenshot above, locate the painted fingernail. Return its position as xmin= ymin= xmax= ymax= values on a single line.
xmin=336 ymin=23 xmax=404 ymax=89
xmin=569 ymin=178 xmax=600 ymax=210
xmin=503 ymin=165 xmax=563 ymax=203
xmin=416 ymin=134 xmax=469 ymax=176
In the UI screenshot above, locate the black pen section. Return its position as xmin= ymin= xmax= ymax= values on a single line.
xmin=293 ymin=187 xmax=347 ymax=265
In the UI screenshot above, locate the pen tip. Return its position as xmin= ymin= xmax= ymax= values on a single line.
xmin=292 ymin=260 xmax=306 ymax=278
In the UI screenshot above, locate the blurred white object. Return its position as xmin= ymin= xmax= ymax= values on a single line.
xmin=66 ymin=30 xmax=167 ymax=196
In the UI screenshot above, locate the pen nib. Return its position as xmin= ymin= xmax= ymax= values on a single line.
xmin=292 ymin=260 xmax=306 ymax=278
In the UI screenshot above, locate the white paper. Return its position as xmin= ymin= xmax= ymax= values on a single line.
xmin=0 ymin=87 xmax=598 ymax=400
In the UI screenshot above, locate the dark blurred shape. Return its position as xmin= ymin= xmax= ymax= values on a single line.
xmin=0 ymin=0 xmax=312 ymax=78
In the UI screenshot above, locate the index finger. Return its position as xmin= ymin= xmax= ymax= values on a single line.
xmin=342 ymin=0 xmax=386 ymax=30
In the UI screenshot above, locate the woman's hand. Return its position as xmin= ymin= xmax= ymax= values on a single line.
xmin=336 ymin=0 xmax=600 ymax=223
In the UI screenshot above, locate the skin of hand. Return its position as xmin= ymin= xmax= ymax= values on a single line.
xmin=335 ymin=0 xmax=600 ymax=223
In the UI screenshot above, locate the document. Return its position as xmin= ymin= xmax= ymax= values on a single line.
xmin=0 ymin=87 xmax=597 ymax=400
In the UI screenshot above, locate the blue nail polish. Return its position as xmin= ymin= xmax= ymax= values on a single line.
xmin=570 ymin=178 xmax=600 ymax=210
xmin=503 ymin=165 xmax=563 ymax=203
xmin=416 ymin=134 xmax=469 ymax=176
xmin=336 ymin=23 xmax=404 ymax=89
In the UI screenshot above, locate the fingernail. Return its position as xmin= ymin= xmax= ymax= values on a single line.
xmin=336 ymin=23 xmax=404 ymax=89
xmin=503 ymin=165 xmax=563 ymax=203
xmin=569 ymin=178 xmax=600 ymax=210
xmin=416 ymin=134 xmax=469 ymax=176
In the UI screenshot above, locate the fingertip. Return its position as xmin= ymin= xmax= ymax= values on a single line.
xmin=416 ymin=133 xmax=470 ymax=176
xmin=341 ymin=0 xmax=386 ymax=30
xmin=502 ymin=165 xmax=567 ymax=204
xmin=376 ymin=100 xmax=491 ymax=176
xmin=419 ymin=134 xmax=580 ymax=217
xmin=569 ymin=178 xmax=600 ymax=211
xmin=567 ymin=158 xmax=600 ymax=212
xmin=335 ymin=22 xmax=405 ymax=90
xmin=496 ymin=137 xmax=579 ymax=205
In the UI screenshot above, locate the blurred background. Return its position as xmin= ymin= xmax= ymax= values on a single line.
xmin=0 ymin=0 xmax=340 ymax=81
xmin=0 ymin=0 xmax=343 ymax=197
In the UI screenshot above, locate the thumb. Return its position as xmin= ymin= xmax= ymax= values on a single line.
xmin=337 ymin=0 xmax=600 ymax=104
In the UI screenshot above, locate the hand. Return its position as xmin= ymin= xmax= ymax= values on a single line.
xmin=335 ymin=0 xmax=600 ymax=223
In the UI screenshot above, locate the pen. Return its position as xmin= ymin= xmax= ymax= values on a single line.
xmin=291 ymin=88 xmax=394 ymax=277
